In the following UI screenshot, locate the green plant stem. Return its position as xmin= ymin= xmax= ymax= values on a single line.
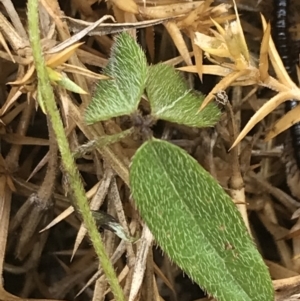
xmin=27 ymin=1 xmax=125 ymax=300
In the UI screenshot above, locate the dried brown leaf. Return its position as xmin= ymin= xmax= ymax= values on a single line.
xmin=292 ymin=208 xmax=300 ymax=220
xmin=0 ymin=11 xmax=29 ymax=52
xmin=40 ymin=181 xmax=101 ymax=233
xmin=259 ymin=21 xmax=271 ymax=81
xmin=261 ymin=14 xmax=295 ymax=88
xmin=200 ymin=69 xmax=250 ymax=110
xmin=7 ymin=65 xmax=35 ymax=86
xmin=283 ymin=228 xmax=300 ymax=240
xmin=65 ymin=16 xmax=174 ymax=37
xmin=39 ymin=206 xmax=75 ymax=233
xmin=0 ymin=89 xmax=23 ymax=116
xmin=109 ymin=0 xmax=139 ymax=14
xmin=266 ymin=105 xmax=300 ymax=141
xmin=60 ymin=63 xmax=109 ymax=80
xmin=1 ymin=134 xmax=49 ymax=146
xmin=139 ymin=2 xmax=202 ymax=19
xmin=46 ymin=43 xmax=84 ymax=68
xmin=178 ymin=64 xmax=233 ymax=77
xmin=145 ymin=26 xmax=155 ymax=62
xmin=165 ymin=21 xmax=192 ymax=66
xmin=153 ymin=262 xmax=175 ymax=293
xmin=0 ymin=175 xmax=11 ymax=286
xmin=71 ymin=169 xmax=113 ymax=260
xmin=0 ymin=31 xmax=14 ymax=63
xmin=231 ymin=91 xmax=299 ymax=150
xmin=128 ymin=226 xmax=153 ymax=301
xmin=176 ymin=0 xmax=208 ymax=29
xmin=190 ymin=30 xmax=203 ymax=81
xmin=48 ymin=15 xmax=116 ymax=54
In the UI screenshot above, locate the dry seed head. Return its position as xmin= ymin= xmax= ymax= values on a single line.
xmin=224 ymin=21 xmax=249 ymax=70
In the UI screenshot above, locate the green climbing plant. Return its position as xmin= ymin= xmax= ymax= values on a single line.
xmin=85 ymin=32 xmax=274 ymax=301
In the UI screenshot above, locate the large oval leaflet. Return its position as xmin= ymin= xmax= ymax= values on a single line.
xmin=130 ymin=139 xmax=274 ymax=301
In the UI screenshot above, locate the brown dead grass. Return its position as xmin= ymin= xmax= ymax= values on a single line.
xmin=1 ymin=0 xmax=300 ymax=301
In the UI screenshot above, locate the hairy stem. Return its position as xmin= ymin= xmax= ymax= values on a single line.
xmin=27 ymin=1 xmax=125 ymax=300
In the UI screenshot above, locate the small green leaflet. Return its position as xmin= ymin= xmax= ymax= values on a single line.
xmin=85 ymin=32 xmax=148 ymax=124
xmin=146 ymin=64 xmax=221 ymax=127
xmin=130 ymin=139 xmax=274 ymax=301
xmin=84 ymin=32 xmax=220 ymax=129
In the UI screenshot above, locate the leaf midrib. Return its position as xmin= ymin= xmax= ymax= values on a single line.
xmin=150 ymin=141 xmax=252 ymax=301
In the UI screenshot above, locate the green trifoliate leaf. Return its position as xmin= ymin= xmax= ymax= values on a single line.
xmin=146 ymin=64 xmax=220 ymax=127
xmin=85 ymin=32 xmax=148 ymax=124
xmin=130 ymin=139 xmax=274 ymax=301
